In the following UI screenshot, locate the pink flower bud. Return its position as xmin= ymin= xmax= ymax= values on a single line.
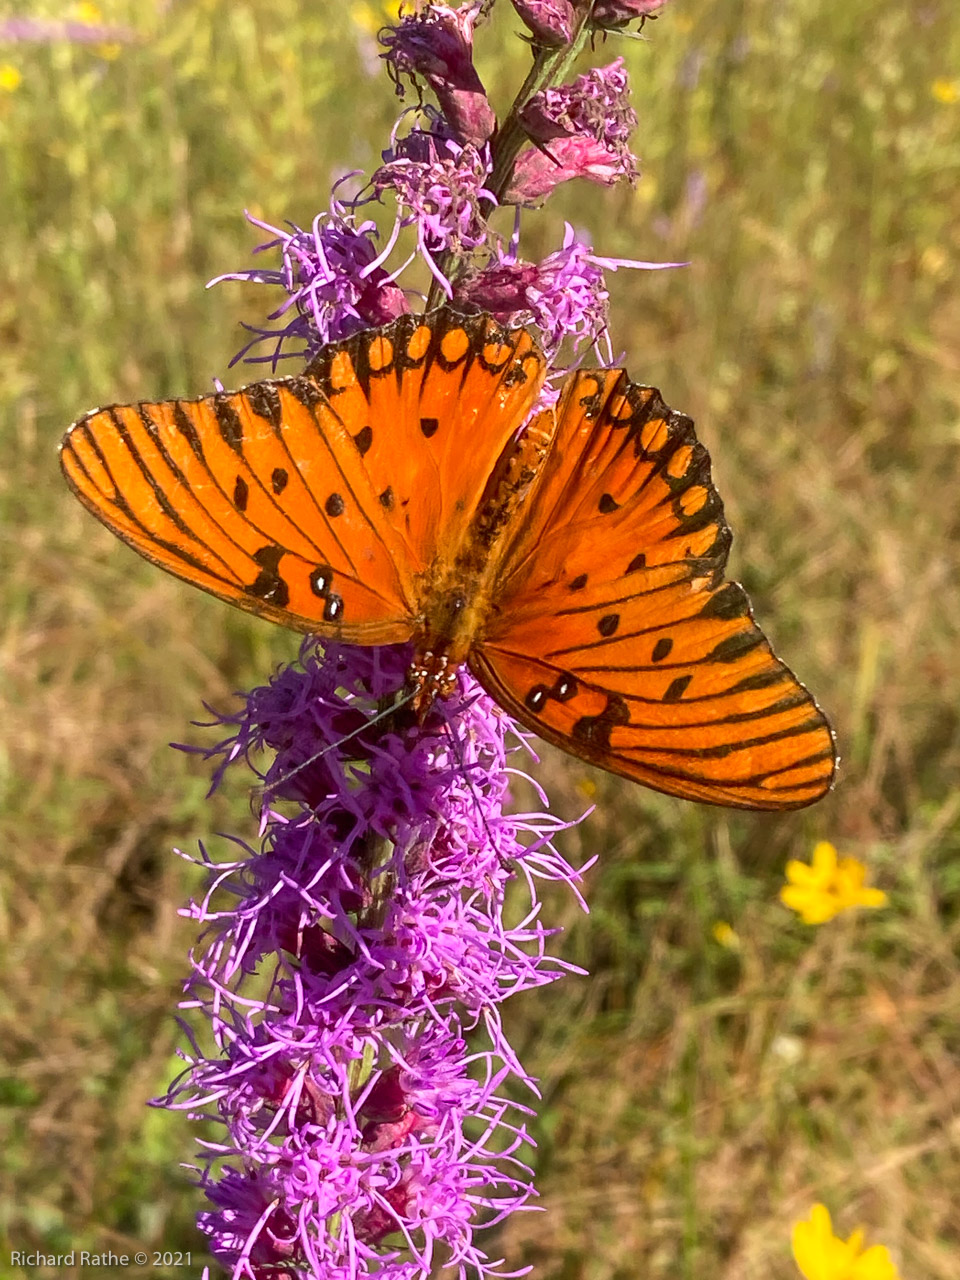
xmin=509 ymin=0 xmax=577 ymax=46
xmin=381 ymin=3 xmax=496 ymax=145
xmin=505 ymin=135 xmax=630 ymax=204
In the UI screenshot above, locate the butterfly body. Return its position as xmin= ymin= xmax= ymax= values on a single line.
xmin=61 ymin=308 xmax=838 ymax=809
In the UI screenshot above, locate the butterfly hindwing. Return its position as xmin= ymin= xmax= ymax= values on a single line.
xmin=60 ymin=309 xmax=545 ymax=642
xmin=476 ymin=371 xmax=837 ymax=809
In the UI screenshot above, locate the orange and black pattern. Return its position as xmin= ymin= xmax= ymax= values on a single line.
xmin=477 ymin=370 xmax=837 ymax=809
xmin=61 ymin=308 xmax=837 ymax=810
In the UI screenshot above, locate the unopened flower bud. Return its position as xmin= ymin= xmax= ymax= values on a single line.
xmin=381 ymin=2 xmax=496 ymax=145
xmin=509 ymin=0 xmax=577 ymax=46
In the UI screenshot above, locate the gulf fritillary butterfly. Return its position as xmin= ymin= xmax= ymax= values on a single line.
xmin=60 ymin=308 xmax=837 ymax=809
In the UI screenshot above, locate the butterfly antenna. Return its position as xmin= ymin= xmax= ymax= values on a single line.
xmin=260 ymin=685 xmax=419 ymax=798
xmin=439 ymin=706 xmax=511 ymax=871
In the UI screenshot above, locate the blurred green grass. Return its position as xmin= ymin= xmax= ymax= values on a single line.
xmin=1 ymin=1 xmax=959 ymax=1277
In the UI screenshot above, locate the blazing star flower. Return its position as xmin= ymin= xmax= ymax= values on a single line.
xmin=159 ymin=642 xmax=589 ymax=1279
xmin=509 ymin=0 xmax=577 ymax=46
xmin=381 ymin=2 xmax=496 ymax=146
xmin=372 ymin=129 xmax=495 ymax=293
xmin=209 ymin=199 xmax=411 ymax=368
xmin=456 ymin=221 xmax=680 ymax=358
xmin=507 ymin=58 xmax=639 ymax=204
xmin=780 ymin=841 xmax=889 ymax=925
xmin=520 ymin=59 xmax=637 ymax=155
xmin=791 ymin=1204 xmax=901 ymax=1280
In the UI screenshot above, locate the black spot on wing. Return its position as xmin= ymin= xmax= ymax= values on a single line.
xmin=707 ymin=630 xmax=765 ymax=663
xmin=309 ymin=564 xmax=335 ymax=598
xmin=663 ymin=674 xmax=692 ymax=702
xmin=248 ymin=545 xmax=289 ymax=608
xmin=572 ymin=695 xmax=630 ymax=750
xmin=246 ymin=382 xmax=282 ymax=429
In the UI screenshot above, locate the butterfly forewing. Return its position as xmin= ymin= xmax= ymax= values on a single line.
xmin=476 ymin=371 xmax=837 ymax=809
xmin=305 ymin=311 xmax=546 ymax=569
xmin=60 ymin=310 xmax=545 ymax=643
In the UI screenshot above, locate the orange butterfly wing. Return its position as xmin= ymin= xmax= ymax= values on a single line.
xmin=472 ymin=370 xmax=838 ymax=809
xmin=60 ymin=310 xmax=545 ymax=642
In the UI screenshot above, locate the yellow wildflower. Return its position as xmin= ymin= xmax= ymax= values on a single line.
xmin=711 ymin=921 xmax=740 ymax=949
xmin=792 ymin=1204 xmax=901 ymax=1280
xmin=354 ymin=1 xmax=402 ymax=35
xmin=72 ymin=1 xmax=104 ymax=23
xmin=931 ymin=78 xmax=959 ymax=104
xmin=780 ymin=842 xmax=887 ymax=925
xmin=0 ymin=64 xmax=21 ymax=93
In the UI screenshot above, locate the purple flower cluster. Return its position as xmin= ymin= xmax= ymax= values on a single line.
xmin=372 ymin=129 xmax=496 ymax=294
xmin=161 ymin=644 xmax=588 ymax=1278
xmin=209 ymin=200 xmax=411 ymax=368
xmin=217 ymin=0 xmax=675 ymax=366
xmin=509 ymin=58 xmax=639 ymax=204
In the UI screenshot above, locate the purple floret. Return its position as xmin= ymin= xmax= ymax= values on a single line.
xmin=209 ymin=198 xmax=411 ymax=369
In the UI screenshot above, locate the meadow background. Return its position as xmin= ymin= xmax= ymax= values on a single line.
xmin=2 ymin=1 xmax=959 ymax=1277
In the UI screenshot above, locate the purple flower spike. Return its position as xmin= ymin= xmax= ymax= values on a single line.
xmin=381 ymin=2 xmax=496 ymax=146
xmin=209 ymin=195 xmax=411 ymax=369
xmin=372 ymin=131 xmax=495 ymax=294
xmin=509 ymin=0 xmax=577 ymax=47
xmin=590 ymin=0 xmax=670 ymax=30
xmin=158 ymin=641 xmax=590 ymax=1280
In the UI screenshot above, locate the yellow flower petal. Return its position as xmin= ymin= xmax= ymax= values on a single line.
xmin=780 ymin=885 xmax=842 ymax=924
xmin=784 ymin=858 xmax=826 ymax=889
xmin=0 ymin=63 xmax=22 ymax=93
xmin=72 ymin=1 xmax=103 ymax=23
xmin=812 ymin=841 xmax=839 ymax=876
xmin=932 ymin=77 xmax=959 ymax=104
xmin=712 ymin=921 xmax=740 ymax=949
xmin=851 ymin=1244 xmax=901 ymax=1280
xmin=791 ymin=1205 xmax=901 ymax=1280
